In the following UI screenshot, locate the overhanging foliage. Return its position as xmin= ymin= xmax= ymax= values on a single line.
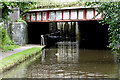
xmin=84 ymin=2 xmax=120 ymax=61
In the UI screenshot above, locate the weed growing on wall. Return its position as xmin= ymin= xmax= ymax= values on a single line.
xmin=0 ymin=26 xmax=19 ymax=52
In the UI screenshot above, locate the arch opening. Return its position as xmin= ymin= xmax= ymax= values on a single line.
xmin=78 ymin=20 xmax=109 ymax=49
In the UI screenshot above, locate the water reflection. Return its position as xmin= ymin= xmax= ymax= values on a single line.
xmin=41 ymin=49 xmax=45 ymax=63
xmin=1 ymin=42 xmax=119 ymax=78
xmin=56 ymin=41 xmax=79 ymax=63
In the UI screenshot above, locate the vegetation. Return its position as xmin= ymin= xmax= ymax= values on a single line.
xmin=0 ymin=47 xmax=42 ymax=72
xmin=17 ymin=18 xmax=27 ymax=25
xmin=1 ymin=2 xmax=36 ymax=21
xmin=35 ymin=1 xmax=81 ymax=9
xmin=83 ymin=2 xmax=120 ymax=61
xmin=1 ymin=1 xmax=80 ymax=20
xmin=0 ymin=2 xmax=36 ymax=51
xmin=0 ymin=26 xmax=19 ymax=52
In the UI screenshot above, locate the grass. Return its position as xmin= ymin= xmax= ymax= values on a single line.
xmin=0 ymin=45 xmax=20 ymax=52
xmin=0 ymin=47 xmax=42 ymax=72
xmin=2 ymin=49 xmax=43 ymax=78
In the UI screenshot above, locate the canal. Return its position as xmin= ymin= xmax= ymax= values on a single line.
xmin=1 ymin=42 xmax=118 ymax=79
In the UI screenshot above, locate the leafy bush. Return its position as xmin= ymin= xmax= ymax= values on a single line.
xmin=1 ymin=27 xmax=14 ymax=45
xmin=17 ymin=18 xmax=27 ymax=25
xmin=0 ymin=26 xmax=19 ymax=52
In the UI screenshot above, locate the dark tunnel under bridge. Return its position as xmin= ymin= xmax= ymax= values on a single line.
xmin=27 ymin=20 xmax=109 ymax=49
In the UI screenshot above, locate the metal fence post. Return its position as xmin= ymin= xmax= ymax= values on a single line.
xmin=41 ymin=35 xmax=45 ymax=46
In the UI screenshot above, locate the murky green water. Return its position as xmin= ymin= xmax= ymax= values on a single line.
xmin=1 ymin=42 xmax=118 ymax=78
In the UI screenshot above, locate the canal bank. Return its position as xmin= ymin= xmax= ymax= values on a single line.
xmin=0 ymin=45 xmax=45 ymax=73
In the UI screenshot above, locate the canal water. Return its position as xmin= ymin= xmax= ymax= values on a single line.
xmin=1 ymin=42 xmax=118 ymax=79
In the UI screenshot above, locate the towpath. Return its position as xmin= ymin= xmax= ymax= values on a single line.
xmin=0 ymin=45 xmax=44 ymax=60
